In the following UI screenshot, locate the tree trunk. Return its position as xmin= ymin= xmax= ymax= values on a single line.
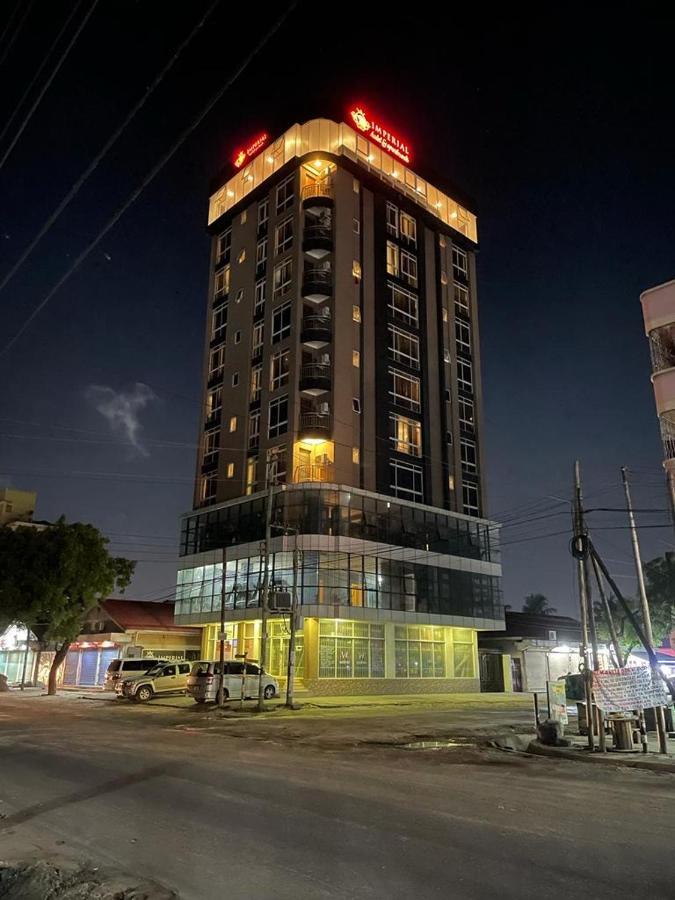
xmin=48 ymin=641 xmax=70 ymax=695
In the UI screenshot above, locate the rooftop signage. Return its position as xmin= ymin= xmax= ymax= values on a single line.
xmin=233 ymin=132 xmax=269 ymax=169
xmin=349 ymin=106 xmax=411 ymax=164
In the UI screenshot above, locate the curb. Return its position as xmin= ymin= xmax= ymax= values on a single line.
xmin=526 ymin=740 xmax=675 ymax=773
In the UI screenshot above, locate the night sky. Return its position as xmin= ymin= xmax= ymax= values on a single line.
xmin=2 ymin=1 xmax=674 ymax=616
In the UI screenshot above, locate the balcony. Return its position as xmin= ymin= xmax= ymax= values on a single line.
xmin=302 ymin=224 xmax=333 ymax=260
xmin=299 ymin=412 xmax=331 ymax=440
xmin=299 ymin=363 xmax=331 ymax=396
xmin=301 ymin=314 xmax=331 ymax=348
xmin=201 ymin=454 xmax=219 ymax=474
xmin=204 ymin=410 xmax=221 ymax=430
xmin=294 ymin=463 xmax=335 ymax=483
xmin=207 ymin=369 xmax=224 ymax=388
xmin=301 ymin=181 xmax=334 ymax=214
xmin=302 ymin=267 xmax=332 ymax=303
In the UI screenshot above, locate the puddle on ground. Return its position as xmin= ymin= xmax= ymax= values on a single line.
xmin=400 ymin=739 xmax=474 ymax=751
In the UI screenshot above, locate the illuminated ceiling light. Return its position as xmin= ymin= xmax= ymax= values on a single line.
xmin=266 ymin=155 xmax=274 ymax=163
xmin=302 ymin=437 xmax=325 ymax=445
xmin=450 ymin=211 xmax=458 ymax=219
xmin=435 ymin=202 xmax=442 ymax=208
xmin=391 ymin=171 xmax=399 ymax=179
xmin=227 ymin=189 xmax=235 ymax=197
xmin=313 ymin=159 xmax=324 ymax=168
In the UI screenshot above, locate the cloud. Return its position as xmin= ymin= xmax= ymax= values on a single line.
xmin=86 ymin=382 xmax=156 ymax=455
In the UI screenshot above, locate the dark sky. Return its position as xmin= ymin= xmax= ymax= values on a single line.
xmin=1 ymin=1 xmax=674 ymax=615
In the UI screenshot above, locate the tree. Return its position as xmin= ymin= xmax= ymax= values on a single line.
xmin=0 ymin=519 xmax=134 ymax=693
xmin=522 ymin=593 xmax=557 ymax=616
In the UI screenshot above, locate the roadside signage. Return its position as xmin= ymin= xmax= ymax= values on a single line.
xmin=593 ymin=666 xmax=669 ymax=712
xmin=547 ymin=680 xmax=568 ymax=724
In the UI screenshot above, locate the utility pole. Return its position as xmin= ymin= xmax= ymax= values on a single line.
xmin=286 ymin=533 xmax=301 ymax=709
xmin=573 ymin=461 xmax=595 ymax=750
xmin=257 ymin=460 xmax=275 ymax=712
xmin=621 ymin=466 xmax=668 ymax=754
xmin=590 ymin=553 xmax=624 ymax=667
xmin=20 ymin=623 xmax=31 ymax=691
xmin=217 ymin=546 xmax=227 ymax=708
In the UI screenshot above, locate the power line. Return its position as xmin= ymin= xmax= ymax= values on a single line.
xmin=0 ymin=0 xmax=221 ymax=295
xmin=0 ymin=0 xmax=299 ymax=358
xmin=0 ymin=0 xmax=100 ymax=171
xmin=0 ymin=0 xmax=35 ymax=66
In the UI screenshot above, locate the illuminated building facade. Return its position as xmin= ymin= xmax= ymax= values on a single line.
xmin=174 ymin=112 xmax=503 ymax=694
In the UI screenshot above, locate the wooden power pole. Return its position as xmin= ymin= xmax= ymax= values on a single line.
xmin=573 ymin=461 xmax=596 ymax=750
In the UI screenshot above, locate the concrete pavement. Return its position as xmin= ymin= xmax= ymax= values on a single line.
xmin=1 ymin=694 xmax=674 ymax=899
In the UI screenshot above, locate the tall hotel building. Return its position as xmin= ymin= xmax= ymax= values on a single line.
xmin=174 ymin=111 xmax=503 ymax=694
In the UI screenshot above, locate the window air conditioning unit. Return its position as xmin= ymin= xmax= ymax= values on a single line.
xmin=269 ymin=591 xmax=292 ymax=612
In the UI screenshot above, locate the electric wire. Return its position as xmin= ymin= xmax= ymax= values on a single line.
xmin=0 ymin=0 xmax=299 ymax=358
xmin=0 ymin=0 xmax=35 ymax=66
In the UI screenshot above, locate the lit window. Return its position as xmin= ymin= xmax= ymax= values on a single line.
xmin=448 ymin=474 xmax=455 ymax=491
xmin=457 ymin=358 xmax=473 ymax=393
xmin=211 ymin=303 xmax=227 ymax=341
xmin=245 ymin=456 xmax=258 ymax=495
xmin=214 ymin=265 xmax=230 ymax=299
xmin=238 ymin=249 xmax=246 ymax=264
xmin=462 ymin=483 xmax=480 ymax=517
xmin=400 ymin=249 xmax=418 ymax=287
xmin=248 ymin=410 xmax=260 ymax=448
xmin=229 ymin=416 xmax=237 ymax=433
xmin=252 ymin=322 xmax=264 ymax=356
xmin=444 ymin=348 xmax=451 ymax=363
xmin=209 ymin=345 xmax=225 ymax=378
xmin=390 ymin=413 xmax=422 ymax=457
xmin=352 ymin=350 xmax=360 ymax=368
xmin=460 ymin=439 xmax=478 ymax=474
xmin=273 ymin=258 xmax=292 ymax=299
xmin=216 ymin=228 xmax=231 ymax=264
xmin=256 ymin=238 xmax=267 ymax=269
xmin=441 ymin=271 xmax=448 ymax=285
xmin=254 ymin=278 xmax=266 ymax=316
xmin=386 ymin=202 xmax=399 ymax=237
xmin=386 ymin=241 xmax=399 ymax=277
xmin=227 ymin=462 xmax=235 ymax=478
xmin=394 ymin=625 xmax=445 ymax=677
xmin=452 ymin=246 xmax=468 ymax=278
xmin=353 ymin=178 xmax=360 ymax=193
xmin=388 ymin=283 xmax=418 ymax=326
xmin=257 ymin=198 xmax=269 ymax=229
xmin=240 ymin=210 xmax=247 ymax=225
xmin=454 ymin=283 xmax=469 ymax=315
xmin=442 ymin=307 xmax=449 ymax=323
xmin=456 ymin=319 xmax=471 ymax=354
xmin=352 ymin=260 xmax=362 ymax=282
xmin=204 ymin=429 xmax=219 ymax=460
xmin=267 ymin=445 xmax=287 ymax=484
xmin=275 ymin=215 xmax=293 ymax=255
xmin=268 ymin=395 xmax=289 ymax=438
xmin=200 ymin=473 xmax=217 ymax=503
xmin=400 ymin=211 xmax=417 ymax=246
xmin=352 ymin=305 xmax=361 ymax=323
xmin=276 ymin=175 xmax=294 ymax=213
xmin=206 ymin=387 xmax=222 ymax=417
xmin=389 ymin=368 xmax=420 ymax=412
xmin=459 ymin=397 xmax=475 ymax=430
xmin=271 ymin=349 xmax=290 ymax=390
xmin=272 ymin=301 xmax=292 ymax=343
xmin=250 ymin=364 xmax=262 ymax=401
xmin=439 ymin=235 xmax=446 ymax=248
xmin=390 ymin=459 xmax=423 ymax=502
xmin=352 ymin=398 xmax=361 ymax=413
xmin=388 ymin=325 xmax=420 ymax=369
xmin=352 ymin=447 xmax=360 ymax=464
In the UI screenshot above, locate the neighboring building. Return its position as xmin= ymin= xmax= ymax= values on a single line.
xmin=0 ymin=487 xmax=37 ymax=526
xmin=478 ymin=611 xmax=583 ymax=693
xmin=174 ymin=111 xmax=503 ymax=694
xmin=641 ymin=278 xmax=675 ymax=504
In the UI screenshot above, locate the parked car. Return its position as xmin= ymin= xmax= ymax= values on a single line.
xmin=116 ymin=661 xmax=193 ymax=702
xmin=105 ymin=657 xmax=168 ymax=692
xmin=186 ymin=660 xmax=278 ymax=704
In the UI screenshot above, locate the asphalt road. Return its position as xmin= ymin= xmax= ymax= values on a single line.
xmin=1 ymin=695 xmax=674 ymax=899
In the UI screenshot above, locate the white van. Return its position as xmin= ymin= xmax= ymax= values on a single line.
xmin=186 ymin=660 xmax=278 ymax=704
xmin=104 ymin=658 xmax=167 ymax=692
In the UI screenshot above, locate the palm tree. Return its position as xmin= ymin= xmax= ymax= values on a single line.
xmin=522 ymin=593 xmax=557 ymax=616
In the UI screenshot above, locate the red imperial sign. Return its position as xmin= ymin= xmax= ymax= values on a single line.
xmin=349 ymin=106 xmax=411 ymax=164
xmin=233 ymin=132 xmax=269 ymax=169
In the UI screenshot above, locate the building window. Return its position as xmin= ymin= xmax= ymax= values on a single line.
xmin=460 ymin=439 xmax=477 ymax=473
xmin=234 ymin=330 xmax=241 ymax=344
xmin=276 ymin=175 xmax=294 ymax=213
xmin=388 ymin=282 xmax=418 ymax=327
xmin=457 ymin=358 xmax=473 ymax=393
xmin=353 ymin=218 xmax=360 ymax=234
xmin=352 ymin=305 xmax=361 ymax=323
xmin=441 ymin=271 xmax=448 ymax=286
xmin=456 ymin=319 xmax=471 ymax=354
xmin=390 ymin=413 xmax=422 ymax=457
xmin=226 ymin=462 xmax=235 ymax=478
xmin=256 ymin=238 xmax=267 ymax=269
xmin=272 ymin=301 xmax=292 ymax=342
xmin=389 ymin=368 xmax=421 ymax=412
xmin=442 ymin=307 xmax=449 ymax=322
xmin=453 ymin=633 xmax=476 ymax=677
xmin=216 ymin=228 xmax=231 ymax=264
xmin=390 ymin=459 xmax=423 ymax=502
xmin=400 ymin=211 xmax=417 ymax=246
xmin=245 ymin=456 xmax=258 ymax=495
xmin=248 ymin=410 xmax=260 ymax=448
xmin=237 ymin=249 xmax=246 ymax=264
xmin=204 ymin=429 xmax=219 ymax=461
xmin=459 ymin=397 xmax=475 ymax=430
xmin=229 ymin=416 xmax=238 ymax=433
xmin=209 ymin=345 xmax=225 ymax=378
xmin=273 ymin=258 xmax=292 ymax=299
xmin=214 ymin=265 xmax=230 ymax=299
xmin=271 ymin=349 xmax=290 ymax=391
xmin=211 ymin=303 xmax=227 ymax=341
xmin=452 ymin=247 xmax=468 ymax=278
xmin=386 ymin=202 xmax=399 ymax=237
xmin=352 ymin=349 xmax=360 ymax=368
xmin=352 ymin=398 xmax=361 ymax=413
xmin=353 ymin=178 xmax=359 ymax=193
xmin=454 ymin=283 xmax=469 ymax=315
xmin=400 ymin=249 xmax=418 ymax=288
xmin=267 ymin=445 xmax=287 ymax=483
xmin=352 ymin=260 xmax=362 ymax=282
xmin=352 ymin=447 xmax=360 ymax=464
xmin=252 ymin=322 xmax=264 ymax=356
xmin=275 ymin=215 xmax=293 ymax=255
xmin=395 ymin=625 xmax=445 ymax=678
xmin=318 ymin=620 xmax=385 ymax=678
xmin=462 ymin=483 xmax=480 ymax=517
xmin=254 ymin=278 xmax=266 ymax=316
xmin=386 ymin=241 xmax=399 ymax=277
xmin=269 ymin=620 xmax=304 ymax=678
xmin=250 ymin=364 xmax=262 ymax=402
xmin=240 ymin=210 xmax=247 ymax=225
xmin=206 ymin=387 xmax=222 ymax=416
xmin=232 ymin=372 xmax=239 ymax=387
xmin=200 ymin=473 xmax=217 ymax=503
xmin=388 ymin=325 xmax=420 ymax=369
xmin=444 ymin=348 xmax=451 ymax=363
xmin=257 ymin=198 xmax=269 ymax=229
xmin=268 ymin=395 xmax=288 ymax=438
